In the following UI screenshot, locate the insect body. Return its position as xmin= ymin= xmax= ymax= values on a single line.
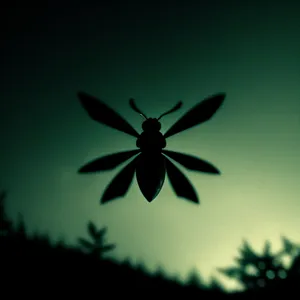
xmin=77 ymin=92 xmax=225 ymax=204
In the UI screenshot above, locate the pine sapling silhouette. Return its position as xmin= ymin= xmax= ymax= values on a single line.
xmin=78 ymin=221 xmax=116 ymax=258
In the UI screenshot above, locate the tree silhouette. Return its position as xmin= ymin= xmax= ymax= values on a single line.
xmin=289 ymin=251 xmax=300 ymax=277
xmin=0 ymin=190 xmax=12 ymax=236
xmin=31 ymin=232 xmax=52 ymax=248
xmin=185 ymin=268 xmax=203 ymax=288
xmin=218 ymin=237 xmax=300 ymax=291
xmin=280 ymin=236 xmax=300 ymax=258
xmin=153 ymin=265 xmax=167 ymax=279
xmin=280 ymin=237 xmax=300 ymax=288
xmin=78 ymin=221 xmax=116 ymax=258
xmin=13 ymin=213 xmax=27 ymax=242
xmin=208 ymin=276 xmax=224 ymax=292
xmin=135 ymin=261 xmax=148 ymax=274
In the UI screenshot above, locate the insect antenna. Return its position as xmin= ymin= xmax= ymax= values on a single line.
xmin=129 ymin=98 xmax=148 ymax=119
xmin=157 ymin=101 xmax=183 ymax=120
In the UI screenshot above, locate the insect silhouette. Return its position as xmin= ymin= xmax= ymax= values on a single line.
xmin=77 ymin=92 xmax=225 ymax=204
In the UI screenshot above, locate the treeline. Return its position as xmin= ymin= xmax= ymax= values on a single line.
xmin=1 ymin=191 xmax=299 ymax=298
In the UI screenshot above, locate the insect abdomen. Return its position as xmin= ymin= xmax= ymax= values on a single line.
xmin=136 ymin=153 xmax=165 ymax=202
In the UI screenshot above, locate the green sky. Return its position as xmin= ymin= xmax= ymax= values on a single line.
xmin=1 ymin=0 xmax=299 ymax=290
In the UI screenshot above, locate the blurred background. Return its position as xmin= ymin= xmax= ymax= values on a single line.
xmin=0 ymin=0 xmax=299 ymax=291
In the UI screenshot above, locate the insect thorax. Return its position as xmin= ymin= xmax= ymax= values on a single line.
xmin=136 ymin=118 xmax=166 ymax=152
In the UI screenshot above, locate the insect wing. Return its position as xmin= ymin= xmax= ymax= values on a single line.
xmin=136 ymin=153 xmax=166 ymax=202
xmin=101 ymin=155 xmax=140 ymax=204
xmin=164 ymin=93 xmax=225 ymax=139
xmin=162 ymin=150 xmax=221 ymax=174
xmin=164 ymin=156 xmax=199 ymax=203
xmin=78 ymin=92 xmax=140 ymax=138
xmin=78 ymin=149 xmax=140 ymax=173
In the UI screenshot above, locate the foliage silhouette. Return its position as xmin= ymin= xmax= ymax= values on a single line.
xmin=0 ymin=190 xmax=12 ymax=236
xmin=14 ymin=213 xmax=27 ymax=239
xmin=218 ymin=238 xmax=300 ymax=293
xmin=0 ymin=191 xmax=201 ymax=294
xmin=77 ymin=92 xmax=225 ymax=204
xmin=78 ymin=221 xmax=116 ymax=258
xmin=209 ymin=276 xmax=225 ymax=292
xmin=1 ymin=190 xmax=299 ymax=297
xmin=185 ymin=268 xmax=204 ymax=288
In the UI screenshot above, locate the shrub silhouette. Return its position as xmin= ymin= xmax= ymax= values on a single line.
xmin=218 ymin=238 xmax=300 ymax=292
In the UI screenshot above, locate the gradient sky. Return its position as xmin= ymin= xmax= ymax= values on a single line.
xmin=1 ymin=0 xmax=299 ymax=290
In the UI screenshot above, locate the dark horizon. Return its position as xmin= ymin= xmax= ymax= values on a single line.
xmin=1 ymin=190 xmax=299 ymax=295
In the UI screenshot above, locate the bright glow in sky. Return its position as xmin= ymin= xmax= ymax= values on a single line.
xmin=1 ymin=0 xmax=299 ymax=291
